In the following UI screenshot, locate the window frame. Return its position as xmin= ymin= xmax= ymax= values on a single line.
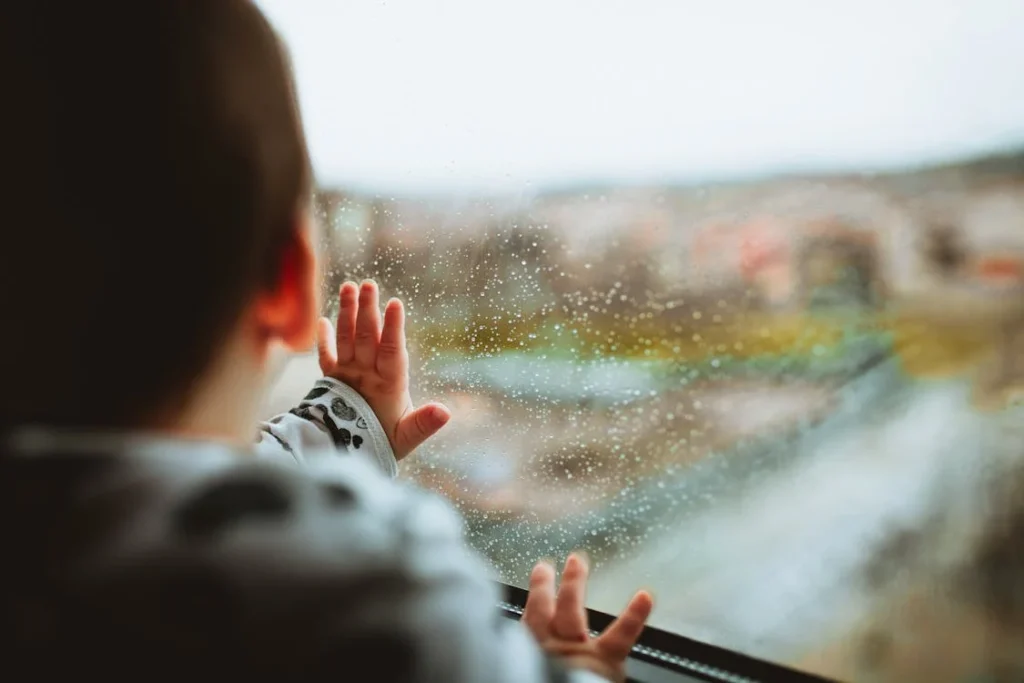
xmin=499 ymin=582 xmax=838 ymax=683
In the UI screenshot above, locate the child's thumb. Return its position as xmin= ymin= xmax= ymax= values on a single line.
xmin=393 ymin=403 xmax=451 ymax=459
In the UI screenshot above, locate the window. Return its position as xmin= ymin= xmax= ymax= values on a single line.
xmin=259 ymin=1 xmax=1024 ymax=681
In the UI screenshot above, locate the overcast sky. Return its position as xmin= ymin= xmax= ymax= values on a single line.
xmin=257 ymin=0 xmax=1024 ymax=193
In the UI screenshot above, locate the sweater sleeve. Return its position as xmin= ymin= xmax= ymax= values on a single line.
xmin=254 ymin=376 xmax=398 ymax=478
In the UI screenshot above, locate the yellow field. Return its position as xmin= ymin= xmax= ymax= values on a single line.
xmin=413 ymin=309 xmax=1009 ymax=380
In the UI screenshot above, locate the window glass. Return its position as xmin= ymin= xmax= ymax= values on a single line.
xmin=259 ymin=1 xmax=1024 ymax=680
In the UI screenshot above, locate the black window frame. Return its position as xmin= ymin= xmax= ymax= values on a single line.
xmin=498 ymin=582 xmax=839 ymax=683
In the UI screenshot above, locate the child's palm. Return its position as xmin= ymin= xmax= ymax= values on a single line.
xmin=316 ymin=281 xmax=450 ymax=461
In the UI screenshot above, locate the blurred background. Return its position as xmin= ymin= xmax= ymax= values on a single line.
xmin=258 ymin=1 xmax=1024 ymax=680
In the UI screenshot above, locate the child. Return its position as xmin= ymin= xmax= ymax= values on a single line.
xmin=0 ymin=2 xmax=651 ymax=682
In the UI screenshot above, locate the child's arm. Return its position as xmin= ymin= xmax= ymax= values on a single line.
xmin=254 ymin=280 xmax=450 ymax=477
xmin=255 ymin=376 xmax=401 ymax=476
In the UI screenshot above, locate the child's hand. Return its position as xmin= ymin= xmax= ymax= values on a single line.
xmin=316 ymin=280 xmax=451 ymax=461
xmin=522 ymin=553 xmax=654 ymax=683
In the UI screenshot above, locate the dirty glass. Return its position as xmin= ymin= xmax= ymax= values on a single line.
xmin=258 ymin=1 xmax=1024 ymax=680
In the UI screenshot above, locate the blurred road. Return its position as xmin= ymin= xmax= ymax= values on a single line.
xmin=581 ymin=361 xmax=1023 ymax=667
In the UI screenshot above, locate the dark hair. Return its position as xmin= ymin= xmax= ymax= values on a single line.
xmin=1 ymin=1 xmax=313 ymax=429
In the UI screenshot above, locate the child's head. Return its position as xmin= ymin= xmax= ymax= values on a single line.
xmin=3 ymin=1 xmax=320 ymax=436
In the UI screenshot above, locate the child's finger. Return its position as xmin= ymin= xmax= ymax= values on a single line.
xmin=392 ymin=403 xmax=451 ymax=459
xmin=336 ymin=282 xmax=359 ymax=363
xmin=354 ymin=280 xmax=382 ymax=367
xmin=552 ymin=553 xmax=589 ymax=642
xmin=522 ymin=560 xmax=557 ymax=642
xmin=596 ymin=590 xmax=653 ymax=662
xmin=316 ymin=317 xmax=338 ymax=372
xmin=377 ymin=298 xmax=408 ymax=380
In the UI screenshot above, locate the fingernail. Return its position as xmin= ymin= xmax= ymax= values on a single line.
xmin=572 ymin=550 xmax=590 ymax=570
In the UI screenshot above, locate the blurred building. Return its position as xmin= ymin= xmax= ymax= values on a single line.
xmin=312 ymin=150 xmax=1024 ymax=315
xmin=686 ymin=181 xmax=910 ymax=310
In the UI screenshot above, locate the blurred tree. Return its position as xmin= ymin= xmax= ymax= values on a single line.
xmin=797 ymin=229 xmax=882 ymax=311
xmin=923 ymin=223 xmax=968 ymax=277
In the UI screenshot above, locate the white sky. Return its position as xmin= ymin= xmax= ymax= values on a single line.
xmin=256 ymin=0 xmax=1024 ymax=193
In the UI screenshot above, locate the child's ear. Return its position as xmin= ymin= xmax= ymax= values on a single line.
xmin=254 ymin=214 xmax=319 ymax=352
